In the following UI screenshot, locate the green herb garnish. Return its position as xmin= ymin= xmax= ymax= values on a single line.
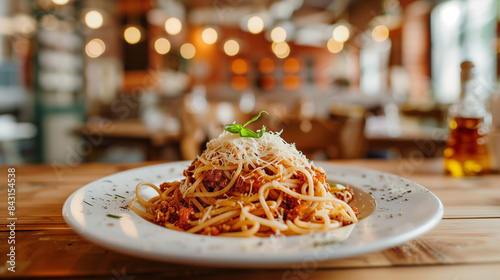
xmin=107 ymin=214 xmax=122 ymax=219
xmin=83 ymin=201 xmax=93 ymax=206
xmin=224 ymin=111 xmax=269 ymax=138
xmin=332 ymin=183 xmax=346 ymax=190
xmin=114 ymin=194 xmax=125 ymax=199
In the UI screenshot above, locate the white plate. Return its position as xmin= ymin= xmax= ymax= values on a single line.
xmin=62 ymin=161 xmax=443 ymax=267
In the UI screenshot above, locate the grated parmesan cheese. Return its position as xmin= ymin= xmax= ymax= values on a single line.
xmin=198 ymin=131 xmax=312 ymax=171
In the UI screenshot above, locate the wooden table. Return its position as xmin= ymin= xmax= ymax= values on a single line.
xmin=1 ymin=159 xmax=500 ymax=279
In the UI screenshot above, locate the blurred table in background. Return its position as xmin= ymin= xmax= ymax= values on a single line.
xmin=0 ymin=115 xmax=37 ymax=164
xmin=365 ymin=114 xmax=447 ymax=158
xmin=77 ymin=119 xmax=182 ymax=161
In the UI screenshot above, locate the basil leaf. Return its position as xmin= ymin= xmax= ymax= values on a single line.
xmin=257 ymin=126 xmax=266 ymax=138
xmin=224 ymin=124 xmax=243 ymax=134
xmin=224 ymin=111 xmax=269 ymax=138
xmin=239 ymin=128 xmax=259 ymax=138
xmin=243 ymin=111 xmax=268 ymax=127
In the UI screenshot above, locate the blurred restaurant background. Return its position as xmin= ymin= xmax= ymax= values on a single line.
xmin=0 ymin=0 xmax=498 ymax=164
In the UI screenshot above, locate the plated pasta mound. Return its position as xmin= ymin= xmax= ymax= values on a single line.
xmin=130 ymin=126 xmax=358 ymax=237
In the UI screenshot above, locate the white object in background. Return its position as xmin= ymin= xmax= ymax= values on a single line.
xmin=216 ymin=102 xmax=234 ymax=125
xmin=239 ymin=90 xmax=255 ymax=113
xmin=0 ymin=115 xmax=37 ymax=164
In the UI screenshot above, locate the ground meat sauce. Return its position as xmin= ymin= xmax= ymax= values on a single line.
xmin=202 ymin=169 xmax=229 ymax=191
xmin=282 ymin=193 xmax=305 ymax=221
xmin=233 ymin=172 xmax=266 ymax=194
xmin=285 ymin=203 xmax=309 ymax=221
xmin=183 ymin=160 xmax=198 ymax=184
xmin=159 ymin=181 xmax=179 ymax=192
xmin=334 ymin=187 xmax=354 ymax=203
xmin=154 ymin=200 xmax=194 ymax=230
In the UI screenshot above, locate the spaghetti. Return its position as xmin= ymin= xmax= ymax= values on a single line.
xmin=130 ymin=130 xmax=358 ymax=237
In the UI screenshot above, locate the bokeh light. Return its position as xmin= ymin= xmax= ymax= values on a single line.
xmin=85 ymin=10 xmax=103 ymax=29
xmin=327 ymin=38 xmax=343 ymax=53
xmin=372 ymin=25 xmax=389 ymax=42
xmin=283 ymin=74 xmax=301 ymax=90
xmin=258 ymin=58 xmax=275 ymax=74
xmin=283 ymin=58 xmax=300 ymax=73
xmin=272 ymin=41 xmax=290 ymax=58
xmin=247 ymin=16 xmax=264 ymax=34
xmin=180 ymin=43 xmax=196 ymax=59
xmin=201 ymin=27 xmax=218 ymax=44
xmin=231 ymin=58 xmax=248 ymax=75
xmin=270 ymin=26 xmax=287 ymax=42
xmin=231 ymin=76 xmax=248 ymax=91
xmin=154 ymin=38 xmax=171 ymax=54
xmin=52 ymin=0 xmax=69 ymax=5
xmin=164 ymin=17 xmax=182 ymax=35
xmin=123 ymin=26 xmax=141 ymax=44
xmin=224 ymin=39 xmax=240 ymax=56
xmin=332 ymin=25 xmax=350 ymax=43
xmin=85 ymin=38 xmax=106 ymax=58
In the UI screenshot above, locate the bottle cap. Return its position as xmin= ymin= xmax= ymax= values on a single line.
xmin=461 ymin=61 xmax=475 ymax=81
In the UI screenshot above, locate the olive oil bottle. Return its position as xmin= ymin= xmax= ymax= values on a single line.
xmin=444 ymin=61 xmax=490 ymax=177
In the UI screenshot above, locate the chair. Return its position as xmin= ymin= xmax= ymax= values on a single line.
xmin=274 ymin=116 xmax=367 ymax=160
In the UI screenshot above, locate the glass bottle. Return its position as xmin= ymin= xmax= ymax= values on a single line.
xmin=443 ymin=61 xmax=490 ymax=177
